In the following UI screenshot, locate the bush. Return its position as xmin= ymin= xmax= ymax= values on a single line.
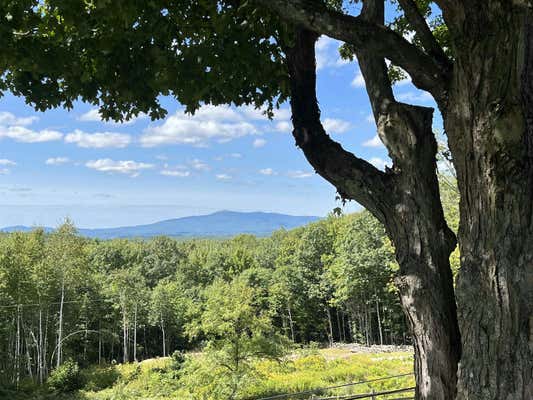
xmin=47 ymin=360 xmax=84 ymax=393
xmin=170 ymin=350 xmax=186 ymax=371
xmin=81 ymin=364 xmax=120 ymax=391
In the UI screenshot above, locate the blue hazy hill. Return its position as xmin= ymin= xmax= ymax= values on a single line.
xmin=1 ymin=211 xmax=320 ymax=239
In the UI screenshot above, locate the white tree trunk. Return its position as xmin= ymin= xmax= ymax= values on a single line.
xmin=56 ymin=278 xmax=65 ymax=369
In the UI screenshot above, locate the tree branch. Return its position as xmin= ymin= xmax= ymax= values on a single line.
xmin=397 ymin=0 xmax=450 ymax=66
xmin=255 ymin=0 xmax=451 ymax=102
xmin=356 ymin=0 xmax=395 ymax=122
xmin=283 ymin=28 xmax=394 ymax=221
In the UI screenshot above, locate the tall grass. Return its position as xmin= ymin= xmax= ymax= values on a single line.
xmin=8 ymin=349 xmax=414 ymax=400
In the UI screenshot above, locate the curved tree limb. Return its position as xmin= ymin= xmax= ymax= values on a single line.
xmin=353 ymin=2 xmax=461 ymax=398
xmin=283 ymin=28 xmax=393 ymax=222
xmin=255 ymin=0 xmax=451 ymax=102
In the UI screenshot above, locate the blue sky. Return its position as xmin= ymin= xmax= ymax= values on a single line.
xmin=0 ymin=36 xmax=437 ymax=228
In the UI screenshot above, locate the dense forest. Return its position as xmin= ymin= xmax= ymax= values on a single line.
xmin=0 ymin=210 xmax=410 ymax=388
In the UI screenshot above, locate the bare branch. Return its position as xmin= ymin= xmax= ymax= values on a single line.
xmin=255 ymin=0 xmax=451 ymax=102
xmin=397 ymin=0 xmax=450 ymax=66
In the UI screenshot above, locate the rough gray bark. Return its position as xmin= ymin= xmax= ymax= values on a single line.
xmin=270 ymin=0 xmax=533 ymax=397
xmin=284 ymin=26 xmax=460 ymax=400
xmin=443 ymin=3 xmax=533 ymax=398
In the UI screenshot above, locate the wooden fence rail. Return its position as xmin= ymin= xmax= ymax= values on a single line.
xmin=251 ymin=373 xmax=415 ymax=400
xmin=312 ymin=386 xmax=416 ymax=400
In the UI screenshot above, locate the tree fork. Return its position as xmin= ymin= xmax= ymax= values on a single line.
xmin=285 ymin=27 xmax=460 ymax=399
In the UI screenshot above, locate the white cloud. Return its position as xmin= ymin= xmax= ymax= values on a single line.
xmin=140 ymin=105 xmax=259 ymax=147
xmin=192 ymin=105 xmax=243 ymax=122
xmin=316 ymin=36 xmax=349 ymax=71
xmin=362 ymin=135 xmax=384 ymax=148
xmin=86 ymin=159 xmax=154 ymax=177
xmin=0 ymin=159 xmax=16 ymax=166
xmin=240 ymin=105 xmax=291 ymax=121
xmin=0 ymin=112 xmax=38 ymax=126
xmin=65 ymin=129 xmax=131 ymax=148
xmin=78 ymin=109 xmax=104 ymax=122
xmin=259 ymin=168 xmax=277 ymax=176
xmin=216 ymin=173 xmax=232 ymax=180
xmin=369 ymin=157 xmax=391 ymax=170
xmin=0 ymin=112 xmax=61 ymax=143
xmin=45 ymin=157 xmax=70 ymax=165
xmin=214 ymin=153 xmax=243 ymax=161
xmin=190 ymin=159 xmax=210 ymax=171
xmin=160 ymin=170 xmax=190 ymax=177
xmin=288 ymin=170 xmax=314 ymax=179
xmin=351 ymin=71 xmax=366 ymax=88
xmin=0 ymin=126 xmax=63 ymax=143
xmin=323 ymin=118 xmax=351 ymax=134
xmin=79 ymin=109 xmax=146 ymax=125
xmin=0 ymin=159 xmax=16 ymax=174
xmin=396 ymin=91 xmax=433 ymax=103
xmin=366 ymin=113 xmax=375 ymax=124
xmin=275 ymin=121 xmax=292 ymax=133
xmin=253 ymin=138 xmax=267 ymax=148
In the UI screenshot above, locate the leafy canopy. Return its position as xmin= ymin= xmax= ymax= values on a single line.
xmin=0 ymin=0 xmax=448 ymax=120
xmin=0 ymin=0 xmax=290 ymax=121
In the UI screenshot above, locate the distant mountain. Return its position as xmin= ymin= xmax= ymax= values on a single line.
xmin=0 ymin=211 xmax=320 ymax=239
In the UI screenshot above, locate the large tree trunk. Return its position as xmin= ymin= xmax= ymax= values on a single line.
xmin=387 ymin=162 xmax=461 ymax=400
xmin=285 ymin=28 xmax=460 ymax=400
xmin=445 ymin=4 xmax=533 ymax=398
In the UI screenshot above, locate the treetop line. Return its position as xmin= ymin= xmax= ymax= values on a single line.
xmin=0 ymin=213 xmax=409 ymax=392
xmin=1 ymin=1 xmax=532 ymax=399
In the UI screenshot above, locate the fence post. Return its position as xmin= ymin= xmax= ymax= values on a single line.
xmin=371 ymin=389 xmax=376 ymax=400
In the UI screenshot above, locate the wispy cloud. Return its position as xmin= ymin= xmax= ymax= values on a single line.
xmin=215 ymin=173 xmax=232 ymax=181
xmin=0 ymin=159 xmax=16 ymax=174
xmin=253 ymin=138 xmax=267 ymax=148
xmin=323 ymin=118 xmax=351 ymax=134
xmin=160 ymin=170 xmax=191 ymax=177
xmin=65 ymin=129 xmax=131 ymax=148
xmin=351 ymin=71 xmax=365 ymax=88
xmin=190 ymin=159 xmax=210 ymax=172
xmin=0 ymin=126 xmax=62 ymax=143
xmin=86 ymin=159 xmax=154 ymax=177
xmin=362 ymin=135 xmax=383 ymax=148
xmin=288 ymin=170 xmax=314 ymax=179
xmin=369 ymin=157 xmax=391 ymax=170
xmin=240 ymin=105 xmax=291 ymax=121
xmin=396 ymin=91 xmax=433 ymax=103
xmin=316 ymin=36 xmax=349 ymax=71
xmin=275 ymin=121 xmax=292 ymax=133
xmin=45 ymin=157 xmax=70 ymax=165
xmin=0 ymin=112 xmax=38 ymax=126
xmin=140 ymin=105 xmax=259 ymax=147
xmin=79 ymin=109 xmax=146 ymax=125
xmin=259 ymin=168 xmax=277 ymax=176
xmin=0 ymin=159 xmax=16 ymax=166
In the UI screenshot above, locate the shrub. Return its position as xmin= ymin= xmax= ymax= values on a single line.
xmin=47 ymin=360 xmax=84 ymax=393
xmin=170 ymin=350 xmax=186 ymax=371
xmin=81 ymin=364 xmax=120 ymax=391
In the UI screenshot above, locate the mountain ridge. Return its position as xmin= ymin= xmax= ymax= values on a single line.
xmin=0 ymin=210 xmax=321 ymax=239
